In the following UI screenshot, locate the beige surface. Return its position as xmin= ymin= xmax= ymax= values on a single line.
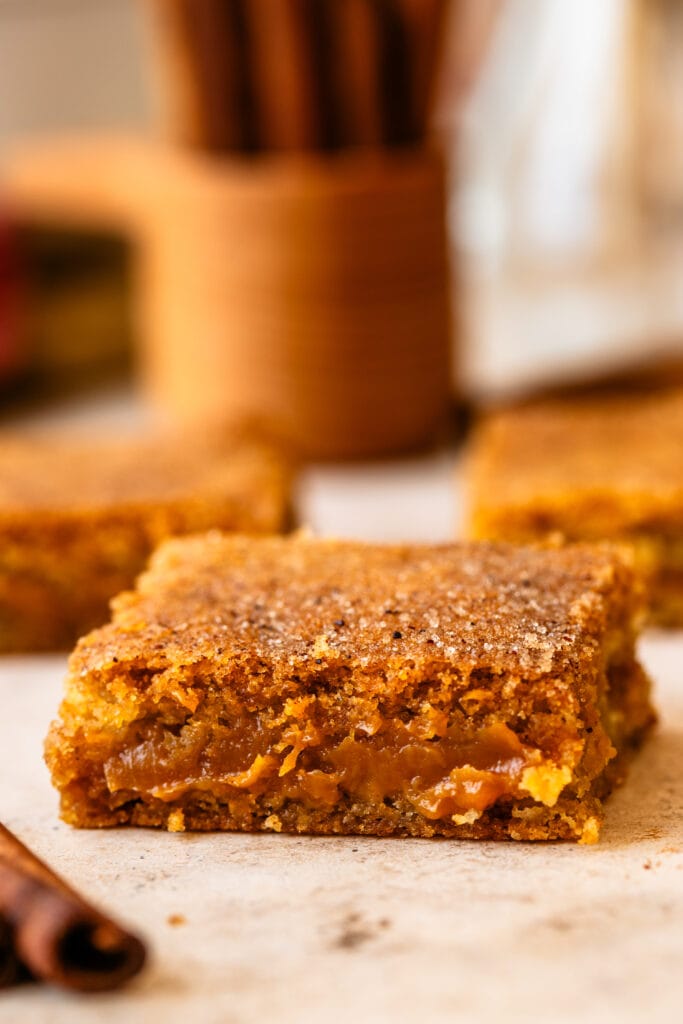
xmin=1 ymin=454 xmax=682 ymax=1022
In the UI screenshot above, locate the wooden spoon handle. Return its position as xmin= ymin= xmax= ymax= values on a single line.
xmin=396 ymin=0 xmax=449 ymax=133
xmin=246 ymin=0 xmax=320 ymax=150
xmin=334 ymin=0 xmax=383 ymax=148
xmin=371 ymin=0 xmax=418 ymax=147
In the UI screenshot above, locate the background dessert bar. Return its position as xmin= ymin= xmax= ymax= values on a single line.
xmin=0 ymin=432 xmax=291 ymax=652
xmin=467 ymin=388 xmax=683 ymax=626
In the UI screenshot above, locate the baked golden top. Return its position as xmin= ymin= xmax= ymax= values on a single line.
xmin=0 ymin=431 xmax=288 ymax=522
xmin=469 ymin=389 xmax=683 ymax=521
xmin=72 ymin=533 xmax=636 ymax=683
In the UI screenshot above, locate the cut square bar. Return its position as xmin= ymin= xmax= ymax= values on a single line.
xmin=46 ymin=534 xmax=654 ymax=842
xmin=468 ymin=389 xmax=683 ymax=626
xmin=0 ymin=433 xmax=291 ymax=652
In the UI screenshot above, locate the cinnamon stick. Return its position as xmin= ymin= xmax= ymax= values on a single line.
xmin=397 ymin=0 xmax=449 ymax=133
xmin=296 ymin=0 xmax=346 ymax=151
xmin=246 ymin=0 xmax=321 ymax=151
xmin=227 ymin=0 xmax=261 ymax=152
xmin=336 ymin=0 xmax=385 ymax=147
xmin=0 ymin=823 xmax=146 ymax=992
xmin=372 ymin=0 xmax=418 ymax=146
xmin=0 ymin=917 xmax=22 ymax=989
xmin=191 ymin=0 xmax=243 ymax=152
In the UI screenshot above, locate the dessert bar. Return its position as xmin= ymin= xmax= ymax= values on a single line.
xmin=467 ymin=389 xmax=683 ymax=625
xmin=46 ymin=534 xmax=654 ymax=842
xmin=0 ymin=433 xmax=290 ymax=652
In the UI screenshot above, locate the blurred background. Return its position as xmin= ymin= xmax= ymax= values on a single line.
xmin=2 ymin=0 xmax=683 ymax=456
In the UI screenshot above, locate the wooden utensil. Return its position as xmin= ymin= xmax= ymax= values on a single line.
xmin=245 ymin=0 xmax=320 ymax=150
xmin=335 ymin=0 xmax=385 ymax=147
xmin=147 ymin=0 xmax=450 ymax=151
xmin=397 ymin=0 xmax=449 ymax=131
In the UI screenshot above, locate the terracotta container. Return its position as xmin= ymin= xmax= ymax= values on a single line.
xmin=4 ymin=138 xmax=452 ymax=458
xmin=137 ymin=146 xmax=452 ymax=457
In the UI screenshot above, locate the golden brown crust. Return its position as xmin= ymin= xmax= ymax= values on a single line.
xmin=46 ymin=535 xmax=654 ymax=842
xmin=0 ymin=433 xmax=292 ymax=652
xmin=72 ymin=533 xmax=636 ymax=679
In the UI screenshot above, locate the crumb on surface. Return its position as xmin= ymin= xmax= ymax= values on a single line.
xmin=579 ymin=816 xmax=601 ymax=845
xmin=167 ymin=809 xmax=186 ymax=833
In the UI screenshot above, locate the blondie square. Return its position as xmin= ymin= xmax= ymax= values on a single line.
xmin=468 ymin=389 xmax=683 ymax=625
xmin=45 ymin=534 xmax=654 ymax=842
xmin=0 ymin=433 xmax=291 ymax=652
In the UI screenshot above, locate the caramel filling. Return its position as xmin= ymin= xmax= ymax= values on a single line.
xmin=104 ymin=717 xmax=571 ymax=821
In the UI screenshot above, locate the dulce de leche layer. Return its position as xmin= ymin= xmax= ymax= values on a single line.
xmin=46 ymin=535 xmax=655 ymax=842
